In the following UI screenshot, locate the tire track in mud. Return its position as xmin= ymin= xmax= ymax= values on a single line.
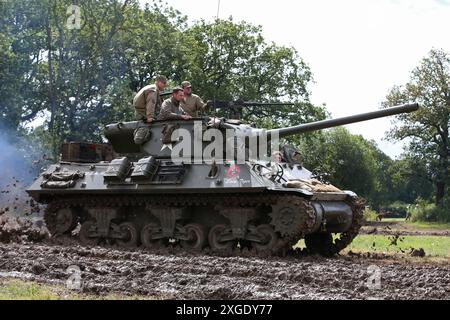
xmin=0 ymin=243 xmax=449 ymax=300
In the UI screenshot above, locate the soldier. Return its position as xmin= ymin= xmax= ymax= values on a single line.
xmin=133 ymin=75 xmax=167 ymax=122
xmin=158 ymin=87 xmax=193 ymax=120
xmin=180 ymin=81 xmax=212 ymax=117
xmin=132 ymin=75 xmax=167 ymax=144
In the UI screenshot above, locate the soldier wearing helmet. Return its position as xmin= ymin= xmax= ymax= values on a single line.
xmin=132 ymin=75 xmax=167 ymax=144
xmin=158 ymin=87 xmax=192 ymax=120
xmin=180 ymin=81 xmax=212 ymax=117
xmin=133 ymin=75 xmax=168 ymax=123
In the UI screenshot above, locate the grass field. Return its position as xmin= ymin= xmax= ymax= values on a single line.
xmin=370 ymin=218 xmax=450 ymax=230
xmin=0 ymin=279 xmax=146 ymax=300
xmin=0 ymin=279 xmax=74 ymax=300
xmin=406 ymin=221 xmax=450 ymax=230
xmin=295 ymin=218 xmax=450 ymax=257
xmin=346 ymin=234 xmax=450 ymax=257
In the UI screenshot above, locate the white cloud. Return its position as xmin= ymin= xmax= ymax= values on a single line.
xmin=142 ymin=0 xmax=450 ymax=158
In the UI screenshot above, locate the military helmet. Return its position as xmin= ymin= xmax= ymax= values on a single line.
xmin=155 ymin=75 xmax=167 ymax=84
xmin=181 ymin=81 xmax=192 ymax=88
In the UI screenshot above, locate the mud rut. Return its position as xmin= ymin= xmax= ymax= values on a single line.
xmin=0 ymin=242 xmax=449 ymax=299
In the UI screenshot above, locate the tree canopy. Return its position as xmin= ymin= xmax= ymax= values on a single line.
xmin=0 ymin=0 xmax=325 ymax=156
xmin=384 ymin=49 xmax=450 ymax=207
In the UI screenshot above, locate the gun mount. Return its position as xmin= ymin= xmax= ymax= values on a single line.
xmin=211 ymin=99 xmax=295 ymax=119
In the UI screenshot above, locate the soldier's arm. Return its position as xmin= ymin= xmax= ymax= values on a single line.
xmin=159 ymin=103 xmax=183 ymax=120
xmin=145 ymin=90 xmax=157 ymax=120
xmin=196 ymin=95 xmax=209 ymax=112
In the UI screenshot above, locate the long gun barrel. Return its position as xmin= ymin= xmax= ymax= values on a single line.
xmin=239 ymin=102 xmax=295 ymax=108
xmin=267 ymin=103 xmax=420 ymax=138
xmin=212 ymin=100 xmax=294 ymax=109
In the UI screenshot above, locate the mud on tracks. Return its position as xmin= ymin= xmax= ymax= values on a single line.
xmin=0 ymin=243 xmax=449 ymax=299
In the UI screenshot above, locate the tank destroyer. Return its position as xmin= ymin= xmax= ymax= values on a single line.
xmin=27 ymin=103 xmax=419 ymax=256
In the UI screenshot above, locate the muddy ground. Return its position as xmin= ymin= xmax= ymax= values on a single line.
xmin=0 ymin=241 xmax=449 ymax=300
xmin=0 ymin=180 xmax=449 ymax=300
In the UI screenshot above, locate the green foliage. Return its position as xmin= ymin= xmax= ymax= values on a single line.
xmin=185 ymin=18 xmax=326 ymax=128
xmin=295 ymin=127 xmax=433 ymax=210
xmin=0 ymin=1 xmax=323 ymax=159
xmin=386 ymin=156 xmax=433 ymax=203
xmin=408 ymin=197 xmax=450 ymax=223
xmin=299 ymin=127 xmax=380 ymax=200
xmin=186 ymin=19 xmax=312 ymax=101
xmin=386 ymin=201 xmax=410 ymax=211
xmin=384 ymin=49 xmax=450 ymax=209
xmin=363 ymin=207 xmax=378 ymax=221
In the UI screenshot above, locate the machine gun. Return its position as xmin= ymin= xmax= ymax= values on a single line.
xmin=160 ymin=89 xmax=294 ymax=119
xmin=210 ymin=99 xmax=295 ymax=119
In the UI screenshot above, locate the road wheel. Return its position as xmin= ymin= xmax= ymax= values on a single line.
xmin=208 ymin=224 xmax=234 ymax=252
xmin=180 ymin=223 xmax=206 ymax=250
xmin=141 ymin=223 xmax=165 ymax=249
xmin=253 ymin=224 xmax=279 ymax=253
xmin=79 ymin=220 xmax=99 ymax=246
xmin=116 ymin=222 xmax=140 ymax=247
xmin=45 ymin=208 xmax=79 ymax=235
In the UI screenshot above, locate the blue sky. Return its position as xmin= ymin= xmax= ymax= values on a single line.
xmin=142 ymin=0 xmax=450 ymax=158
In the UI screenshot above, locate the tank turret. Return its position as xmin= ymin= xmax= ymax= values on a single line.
xmin=104 ymin=103 xmax=419 ymax=160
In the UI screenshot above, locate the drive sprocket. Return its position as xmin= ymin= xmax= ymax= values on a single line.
xmin=269 ymin=196 xmax=316 ymax=244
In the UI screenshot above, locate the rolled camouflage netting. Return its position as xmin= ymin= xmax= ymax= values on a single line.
xmin=284 ymin=179 xmax=342 ymax=193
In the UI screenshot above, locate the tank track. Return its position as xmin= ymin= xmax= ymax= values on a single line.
xmin=44 ymin=193 xmax=362 ymax=257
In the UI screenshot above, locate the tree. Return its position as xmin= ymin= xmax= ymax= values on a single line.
xmin=186 ymin=19 xmax=311 ymax=101
xmin=0 ymin=0 xmax=49 ymax=130
xmin=387 ymin=156 xmax=433 ymax=204
xmin=384 ymin=49 xmax=450 ymax=206
xmin=118 ymin=1 xmax=189 ymax=91
xmin=0 ymin=0 xmax=188 ymax=157
xmin=300 ymin=127 xmax=380 ymax=200
xmin=0 ymin=1 xmax=326 ymax=162
xmin=185 ymin=19 xmax=325 ymax=128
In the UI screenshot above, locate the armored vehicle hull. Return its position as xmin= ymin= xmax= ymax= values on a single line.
xmin=28 ymin=159 xmax=363 ymax=256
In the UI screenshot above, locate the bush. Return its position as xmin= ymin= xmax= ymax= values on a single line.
xmin=408 ymin=197 xmax=450 ymax=222
xmin=363 ymin=207 xmax=378 ymax=221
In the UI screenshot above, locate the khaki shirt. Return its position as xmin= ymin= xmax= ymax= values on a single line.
xmin=158 ymin=97 xmax=184 ymax=120
xmin=180 ymin=94 xmax=206 ymax=117
xmin=133 ymin=84 xmax=161 ymax=120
